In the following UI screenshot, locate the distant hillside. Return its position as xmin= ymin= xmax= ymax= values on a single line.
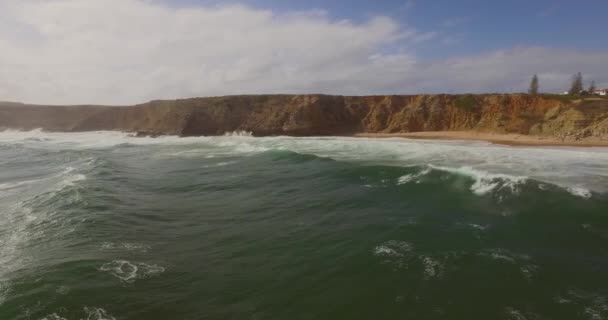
xmin=1 ymin=94 xmax=607 ymax=141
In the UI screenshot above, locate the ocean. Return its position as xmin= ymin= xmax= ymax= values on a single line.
xmin=0 ymin=130 xmax=607 ymax=320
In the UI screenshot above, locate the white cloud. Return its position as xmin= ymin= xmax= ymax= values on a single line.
xmin=0 ymin=0 xmax=607 ymax=105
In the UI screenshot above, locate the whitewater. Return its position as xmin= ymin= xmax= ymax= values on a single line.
xmin=1 ymin=130 xmax=606 ymax=195
xmin=0 ymin=130 xmax=607 ymax=320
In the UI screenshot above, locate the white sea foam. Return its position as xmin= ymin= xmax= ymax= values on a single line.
xmin=421 ymin=256 xmax=443 ymax=279
xmin=83 ymin=307 xmax=116 ymax=320
xmin=467 ymin=223 xmax=488 ymax=231
xmin=56 ymin=285 xmax=70 ymax=295
xmin=99 ymin=260 xmax=165 ymax=283
xmin=0 ymin=178 xmax=43 ymax=193
xmin=61 ymin=175 xmax=86 ymax=191
xmin=233 ymin=143 xmax=269 ymax=153
xmin=519 ymin=264 xmax=539 ymax=280
xmin=0 ymin=280 xmax=9 ymax=306
xmin=373 ymin=240 xmax=416 ymax=271
xmin=39 ymin=307 xmax=117 ymax=320
xmin=0 ymin=129 xmax=202 ymax=149
xmin=373 ymin=246 xmax=398 ymax=256
xmin=1 ymin=130 xmax=607 ymax=195
xmin=583 ymin=296 xmax=608 ymax=320
xmin=585 ymin=307 xmax=604 ymax=320
xmin=99 ymin=260 xmax=139 ymax=282
xmin=0 ymin=199 xmax=66 ymax=280
xmin=481 ymin=248 xmax=532 ymax=263
xmin=0 ymin=160 xmax=89 ymax=281
xmin=567 ymin=186 xmax=592 ymax=199
xmin=376 ymin=242 xmax=539 ymax=282
xmin=374 ymin=241 xmax=413 ymax=257
xmin=100 ymin=242 xmax=151 ymax=253
xmin=396 ymin=174 xmax=416 ymax=185
xmin=560 ymin=290 xmax=608 ymax=320
xmin=223 ymin=130 xmax=253 ymax=137
xmin=479 ymin=249 xmax=538 ymax=280
xmin=488 ymin=252 xmax=516 ymax=263
xmin=0 ymin=204 xmax=31 ymax=272
xmin=373 ymin=241 xmax=450 ymax=279
xmin=40 ymin=314 xmax=68 ymax=320
xmin=397 ymin=168 xmax=431 ymax=185
xmin=429 ymin=165 xmax=528 ymax=196
xmin=505 ymin=307 xmax=528 ymax=320
xmin=201 ymin=160 xmax=238 ymax=168
xmin=555 ymin=296 xmax=572 ymax=304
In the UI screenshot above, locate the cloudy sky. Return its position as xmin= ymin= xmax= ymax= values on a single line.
xmin=0 ymin=0 xmax=607 ymax=105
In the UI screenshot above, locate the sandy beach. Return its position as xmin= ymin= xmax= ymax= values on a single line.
xmin=355 ymin=131 xmax=608 ymax=147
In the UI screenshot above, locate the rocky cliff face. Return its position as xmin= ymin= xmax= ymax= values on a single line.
xmin=1 ymin=94 xmax=607 ymax=141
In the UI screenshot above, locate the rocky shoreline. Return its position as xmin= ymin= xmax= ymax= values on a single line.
xmin=1 ymin=94 xmax=607 ymax=144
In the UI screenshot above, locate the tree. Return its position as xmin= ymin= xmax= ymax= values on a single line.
xmin=589 ymin=80 xmax=596 ymax=94
xmin=569 ymin=72 xmax=583 ymax=95
xmin=528 ymin=74 xmax=539 ymax=95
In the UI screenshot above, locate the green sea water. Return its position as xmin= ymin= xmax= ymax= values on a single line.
xmin=0 ymin=130 xmax=607 ymax=320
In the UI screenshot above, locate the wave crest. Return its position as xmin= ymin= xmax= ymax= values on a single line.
xmin=428 ymin=165 xmax=527 ymax=196
xmin=223 ymin=130 xmax=253 ymax=137
xmin=566 ymin=186 xmax=592 ymax=199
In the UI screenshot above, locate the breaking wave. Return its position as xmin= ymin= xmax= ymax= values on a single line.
xmin=427 ymin=164 xmax=528 ymax=196
xmin=345 ymin=161 xmax=597 ymax=200
xmin=223 ymin=130 xmax=253 ymax=137
xmin=1 ymin=129 xmax=606 ymax=198
xmin=566 ymin=186 xmax=593 ymax=199
xmin=0 ymin=162 xmax=90 ymax=279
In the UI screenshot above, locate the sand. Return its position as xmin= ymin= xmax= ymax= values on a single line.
xmin=354 ymin=131 xmax=608 ymax=147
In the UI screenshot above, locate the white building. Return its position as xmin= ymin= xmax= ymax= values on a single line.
xmin=594 ymin=89 xmax=607 ymax=96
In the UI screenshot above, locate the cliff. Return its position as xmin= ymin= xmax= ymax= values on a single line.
xmin=1 ymin=94 xmax=607 ymax=141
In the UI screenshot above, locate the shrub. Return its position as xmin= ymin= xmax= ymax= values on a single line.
xmin=540 ymin=94 xmax=577 ymax=103
xmin=529 ymin=74 xmax=539 ymax=96
xmin=455 ymin=95 xmax=476 ymax=111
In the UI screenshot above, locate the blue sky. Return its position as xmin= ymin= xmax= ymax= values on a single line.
xmin=170 ymin=0 xmax=608 ymax=57
xmin=1 ymin=0 xmax=607 ymax=104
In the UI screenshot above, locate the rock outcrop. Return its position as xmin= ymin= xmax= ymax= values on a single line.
xmin=1 ymin=94 xmax=607 ymax=141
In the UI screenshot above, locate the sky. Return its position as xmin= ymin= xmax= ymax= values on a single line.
xmin=0 ymin=0 xmax=607 ymax=105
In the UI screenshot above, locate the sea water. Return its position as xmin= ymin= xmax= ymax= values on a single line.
xmin=0 ymin=130 xmax=607 ymax=319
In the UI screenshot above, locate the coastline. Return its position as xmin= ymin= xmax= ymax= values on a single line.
xmin=2 ymin=128 xmax=608 ymax=148
xmin=354 ymin=131 xmax=608 ymax=147
xmin=3 ymin=95 xmax=608 ymax=141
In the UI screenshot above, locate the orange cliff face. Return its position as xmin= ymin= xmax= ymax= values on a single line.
xmin=0 ymin=94 xmax=607 ymax=141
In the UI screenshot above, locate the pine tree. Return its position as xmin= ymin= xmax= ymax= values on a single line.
xmin=569 ymin=72 xmax=583 ymax=95
xmin=528 ymin=74 xmax=539 ymax=95
xmin=589 ymin=80 xmax=596 ymax=94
